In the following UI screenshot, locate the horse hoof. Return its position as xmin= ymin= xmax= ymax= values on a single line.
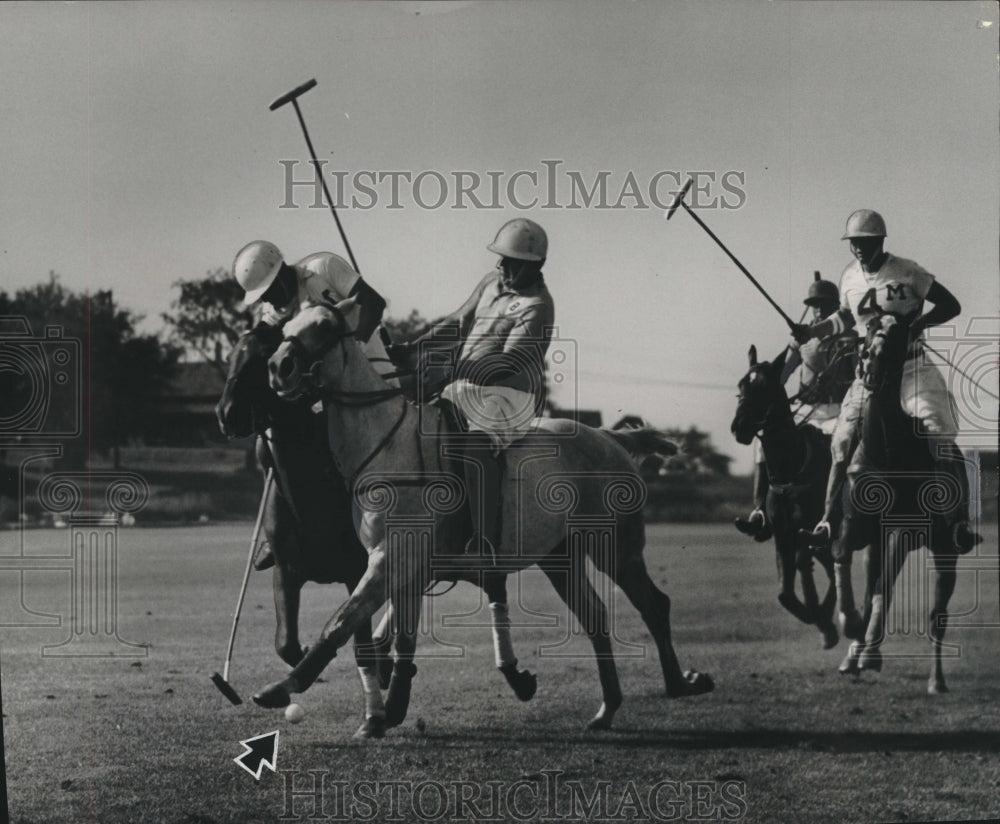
xmin=353 ymin=715 xmax=386 ymax=739
xmin=500 ymin=664 xmax=538 ymax=702
xmin=858 ymin=646 xmax=882 ymax=673
xmin=252 ymin=680 xmax=293 ymax=709
xmin=839 ymin=642 xmax=862 ymax=675
xmin=928 ymin=679 xmax=948 ymax=695
xmin=820 ymin=623 xmax=839 ymax=650
xmin=667 ymin=670 xmax=714 ymax=698
xmin=587 ymin=715 xmax=613 ymax=731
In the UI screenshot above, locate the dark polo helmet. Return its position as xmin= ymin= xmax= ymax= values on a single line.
xmin=805 ymin=271 xmax=838 ymax=306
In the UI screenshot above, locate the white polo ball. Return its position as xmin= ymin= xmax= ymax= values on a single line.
xmin=284 ymin=703 xmax=305 ymax=724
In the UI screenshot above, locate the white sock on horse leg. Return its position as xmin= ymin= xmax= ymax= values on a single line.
xmin=865 ymin=594 xmax=885 ymax=647
xmin=357 ymin=666 xmax=386 ymax=718
xmin=489 ymin=602 xmax=516 ymax=669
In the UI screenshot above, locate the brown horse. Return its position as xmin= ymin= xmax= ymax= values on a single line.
xmin=731 ymin=345 xmax=839 ymax=648
xmin=216 ymin=325 xmax=536 ymax=737
xmin=252 ymin=302 xmax=713 ymax=731
xmin=836 ymin=314 xmax=960 ymax=693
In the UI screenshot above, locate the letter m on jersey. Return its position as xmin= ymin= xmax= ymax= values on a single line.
xmin=885 ymin=283 xmax=907 ymax=301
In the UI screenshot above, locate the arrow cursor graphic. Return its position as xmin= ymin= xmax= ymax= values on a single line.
xmin=234 ymin=730 xmax=279 ymax=780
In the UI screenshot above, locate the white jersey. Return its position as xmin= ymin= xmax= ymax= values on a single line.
xmin=839 ymin=253 xmax=934 ymax=351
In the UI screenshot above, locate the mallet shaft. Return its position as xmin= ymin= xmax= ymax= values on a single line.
xmin=679 ymin=201 xmax=796 ymax=329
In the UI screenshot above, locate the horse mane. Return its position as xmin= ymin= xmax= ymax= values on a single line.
xmin=602 ymin=427 xmax=678 ymax=464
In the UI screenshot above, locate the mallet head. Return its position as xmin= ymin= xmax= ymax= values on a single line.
xmin=211 ymin=672 xmax=243 ymax=705
xmin=269 ymin=79 xmax=318 ymax=111
xmin=665 ymin=177 xmax=694 ymax=221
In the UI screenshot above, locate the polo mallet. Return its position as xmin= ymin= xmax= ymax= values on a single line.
xmin=666 ymin=178 xmax=796 ymax=330
xmin=210 ymin=468 xmax=274 ymax=705
xmin=270 ymin=78 xmax=361 ymax=274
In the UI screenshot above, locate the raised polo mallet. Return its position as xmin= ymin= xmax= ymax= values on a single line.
xmin=210 ymin=469 xmax=274 ymax=705
xmin=666 ymin=178 xmax=796 ymax=329
xmin=270 ymin=79 xmax=361 ymax=274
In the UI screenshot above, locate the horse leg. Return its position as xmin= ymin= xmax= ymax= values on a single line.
xmin=927 ymin=549 xmax=957 ymax=694
xmin=774 ymin=534 xmax=812 ymax=625
xmin=860 ymin=533 xmax=907 ymax=673
xmin=372 ymin=606 xmax=395 ymax=690
xmin=839 ymin=543 xmax=874 ymax=675
xmin=384 ymin=581 xmax=422 ymax=728
xmin=795 ymin=543 xmax=838 ymax=649
xmin=253 ymin=544 xmax=394 ymax=708
xmin=272 ymin=563 xmax=307 ymax=666
xmin=344 ymin=577 xmax=387 ymax=740
xmin=482 ymin=571 xmax=537 ymax=701
xmin=539 ymin=551 xmax=623 ymax=730
xmin=591 ymin=534 xmax=713 ymax=700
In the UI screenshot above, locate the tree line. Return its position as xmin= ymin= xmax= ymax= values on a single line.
xmin=1 ymin=270 xmax=731 ymax=475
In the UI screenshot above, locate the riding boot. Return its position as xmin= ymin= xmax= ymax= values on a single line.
xmin=933 ymin=441 xmax=981 ymax=553
xmin=463 ymin=432 xmax=502 ymax=561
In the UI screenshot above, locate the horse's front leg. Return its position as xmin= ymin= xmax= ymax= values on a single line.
xmin=346 ymin=577 xmax=388 ymax=739
xmin=859 ymin=532 xmax=907 ymax=673
xmin=272 ymin=563 xmax=306 ymax=666
xmin=483 ymin=571 xmax=537 ymax=701
xmin=384 ymin=580 xmax=423 ymax=728
xmin=774 ymin=531 xmax=811 ymax=625
xmin=253 ymin=544 xmax=391 ymax=708
xmin=927 ymin=548 xmax=957 ymax=694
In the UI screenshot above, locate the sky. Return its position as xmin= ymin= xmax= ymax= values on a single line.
xmin=2 ymin=0 xmax=997 ymax=473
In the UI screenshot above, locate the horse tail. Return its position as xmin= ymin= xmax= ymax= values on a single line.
xmin=602 ymin=427 xmax=678 ymax=463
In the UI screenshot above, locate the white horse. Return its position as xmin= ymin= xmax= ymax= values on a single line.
xmin=253 ymin=302 xmax=713 ymax=730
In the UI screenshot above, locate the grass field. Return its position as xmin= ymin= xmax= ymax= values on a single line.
xmin=0 ymin=522 xmax=997 ymax=823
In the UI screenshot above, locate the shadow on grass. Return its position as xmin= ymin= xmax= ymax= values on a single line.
xmin=308 ymin=727 xmax=1000 ymax=754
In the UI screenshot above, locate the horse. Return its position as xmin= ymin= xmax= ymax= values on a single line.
xmin=215 ymin=325 xmax=536 ymax=738
xmin=252 ymin=301 xmax=714 ymax=731
xmin=731 ymin=345 xmax=839 ymax=648
xmin=835 ymin=313 xmax=959 ymax=694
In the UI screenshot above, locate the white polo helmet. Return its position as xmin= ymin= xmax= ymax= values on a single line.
xmin=234 ymin=241 xmax=284 ymax=306
xmin=487 ymin=219 xmax=548 ymax=261
xmin=841 ymin=210 xmax=887 ymax=240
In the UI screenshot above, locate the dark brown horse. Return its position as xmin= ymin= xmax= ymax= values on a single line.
xmin=731 ymin=346 xmax=839 ymax=648
xmin=836 ymin=314 xmax=959 ymax=693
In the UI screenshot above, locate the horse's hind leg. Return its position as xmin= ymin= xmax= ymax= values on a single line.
xmin=927 ymin=549 xmax=957 ymax=694
xmin=482 ymin=572 xmax=537 ymax=701
xmin=592 ymin=532 xmax=713 ymax=699
xmin=539 ymin=550 xmax=623 ymax=730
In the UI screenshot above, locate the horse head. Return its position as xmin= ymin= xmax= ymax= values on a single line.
xmin=861 ymin=312 xmax=913 ymax=393
xmin=216 ymin=324 xmax=283 ymax=438
xmin=731 ymin=344 xmax=789 ymax=445
xmin=269 ymin=300 xmax=358 ymax=401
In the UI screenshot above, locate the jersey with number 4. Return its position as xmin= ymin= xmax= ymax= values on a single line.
xmin=839 ymin=253 xmax=934 ymax=340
